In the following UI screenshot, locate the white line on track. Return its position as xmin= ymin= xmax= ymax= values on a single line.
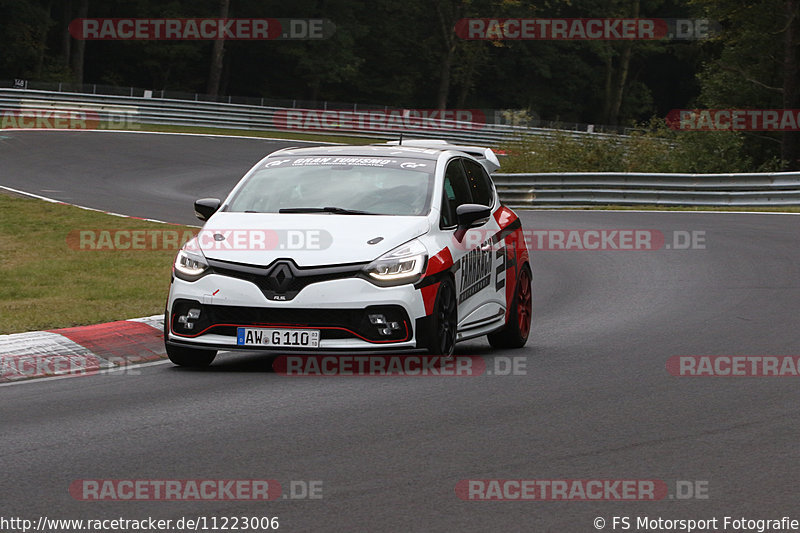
xmin=0 ymin=184 xmax=192 ymax=226
xmin=0 ymin=129 xmax=339 ymax=223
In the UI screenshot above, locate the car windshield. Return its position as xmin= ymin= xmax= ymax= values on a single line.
xmin=226 ymin=155 xmax=434 ymax=216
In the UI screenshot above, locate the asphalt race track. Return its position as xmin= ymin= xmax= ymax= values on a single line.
xmin=2 ymin=130 xmax=800 ymax=531
xmin=0 ymin=130 xmax=295 ymax=224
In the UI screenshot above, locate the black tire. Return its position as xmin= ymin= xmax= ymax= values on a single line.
xmin=488 ymin=265 xmax=532 ymax=349
xmin=422 ymin=277 xmax=458 ymax=357
xmin=165 ymin=343 xmax=217 ymax=367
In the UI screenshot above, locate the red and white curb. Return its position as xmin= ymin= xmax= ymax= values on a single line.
xmin=0 ymin=315 xmax=165 ymax=383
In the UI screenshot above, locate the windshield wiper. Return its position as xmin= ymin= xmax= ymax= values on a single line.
xmin=278 ymin=206 xmax=376 ymax=215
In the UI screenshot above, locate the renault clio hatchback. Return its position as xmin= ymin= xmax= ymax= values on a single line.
xmin=165 ymin=140 xmax=531 ymax=366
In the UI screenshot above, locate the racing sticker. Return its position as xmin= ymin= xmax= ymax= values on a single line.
xmin=454 ymin=237 xmax=493 ymax=303
xmin=494 ymin=247 xmax=506 ymax=291
xmin=260 ymin=156 xmax=430 ymax=170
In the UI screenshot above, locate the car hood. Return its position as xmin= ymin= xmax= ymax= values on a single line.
xmin=196 ymin=212 xmax=430 ymax=267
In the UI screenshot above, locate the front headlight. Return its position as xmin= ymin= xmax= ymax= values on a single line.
xmin=173 ymin=238 xmax=209 ymax=280
xmin=364 ymin=240 xmax=427 ymax=285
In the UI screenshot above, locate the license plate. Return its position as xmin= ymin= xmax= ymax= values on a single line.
xmin=237 ymin=327 xmax=320 ymax=348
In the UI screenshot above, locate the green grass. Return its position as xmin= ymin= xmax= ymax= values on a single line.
xmin=0 ymin=191 xmax=195 ymax=334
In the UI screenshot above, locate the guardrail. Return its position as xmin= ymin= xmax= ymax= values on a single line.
xmin=0 ymin=88 xmax=611 ymax=146
xmin=492 ymin=172 xmax=800 ymax=207
xmin=2 ymin=88 xmax=798 ymax=207
xmin=3 ymin=79 xmax=632 ymax=134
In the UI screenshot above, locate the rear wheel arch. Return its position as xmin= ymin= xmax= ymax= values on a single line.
xmin=488 ymin=262 xmax=532 ymax=349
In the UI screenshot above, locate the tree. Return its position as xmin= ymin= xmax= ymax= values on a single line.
xmin=0 ymin=0 xmax=53 ymax=80
xmin=432 ymin=0 xmax=463 ymax=110
xmin=780 ymin=0 xmax=800 ymax=168
xmin=61 ymin=0 xmax=72 ymax=69
xmin=71 ymin=0 xmax=88 ymax=85
xmin=602 ymin=0 xmax=639 ymax=125
xmin=692 ymin=0 xmax=800 ymax=169
xmin=206 ymin=0 xmax=229 ymax=97
xmin=277 ymin=0 xmax=367 ymax=103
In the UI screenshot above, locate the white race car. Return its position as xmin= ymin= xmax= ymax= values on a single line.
xmin=164 ymin=140 xmax=531 ymax=366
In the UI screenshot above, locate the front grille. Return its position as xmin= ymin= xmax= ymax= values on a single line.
xmin=170 ymin=299 xmax=411 ymax=343
xmin=207 ymin=258 xmax=366 ymax=301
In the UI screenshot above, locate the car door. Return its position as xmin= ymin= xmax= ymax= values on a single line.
xmin=440 ymin=157 xmax=505 ymax=330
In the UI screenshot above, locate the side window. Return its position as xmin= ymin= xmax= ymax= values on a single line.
xmin=440 ymin=159 xmax=471 ymax=227
xmin=462 ymin=158 xmax=493 ymax=207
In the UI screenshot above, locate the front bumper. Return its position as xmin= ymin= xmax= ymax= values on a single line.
xmin=166 ymin=274 xmax=427 ymax=350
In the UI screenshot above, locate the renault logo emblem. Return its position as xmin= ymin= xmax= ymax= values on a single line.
xmin=268 ymin=262 xmax=293 ymax=293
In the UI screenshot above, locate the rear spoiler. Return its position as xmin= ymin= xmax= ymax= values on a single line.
xmin=382 ymin=139 xmax=501 ymax=173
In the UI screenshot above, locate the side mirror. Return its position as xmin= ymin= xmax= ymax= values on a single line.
xmin=194 ymin=198 xmax=221 ymax=221
xmin=454 ymin=203 xmax=491 ymax=242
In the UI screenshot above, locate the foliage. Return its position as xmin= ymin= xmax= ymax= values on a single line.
xmin=499 ymin=118 xmax=762 ymax=173
xmin=0 ymin=0 xmax=796 ymax=168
